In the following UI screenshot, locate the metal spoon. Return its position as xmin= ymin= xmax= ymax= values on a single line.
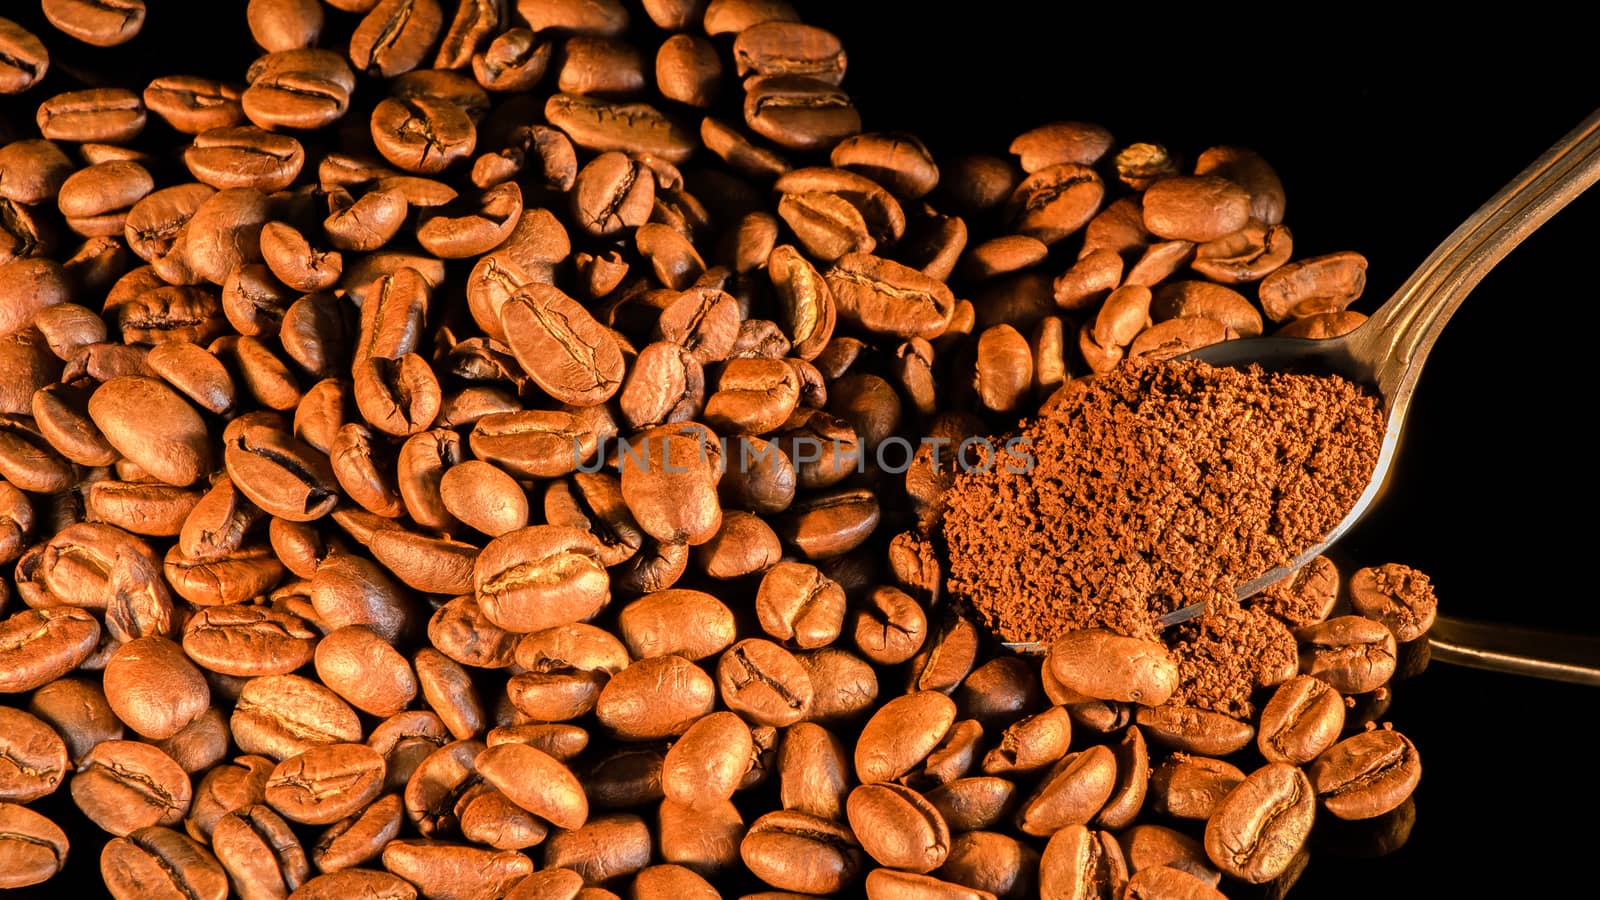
xmin=1004 ymin=108 xmax=1600 ymax=683
xmin=1178 ymin=106 xmax=1600 ymax=683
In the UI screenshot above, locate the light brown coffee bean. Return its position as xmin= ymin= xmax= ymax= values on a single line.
xmin=231 ymin=673 xmax=363 ymax=762
xmin=1204 ymin=762 xmax=1315 ymax=884
xmin=1046 ymin=630 xmax=1177 ymax=706
xmin=718 ymin=638 xmax=815 ymax=727
xmin=212 ymin=803 xmax=310 ymax=899
xmin=0 ymin=801 xmax=69 ymax=889
xmin=0 ymin=606 xmax=102 ymax=693
xmin=741 ymin=809 xmax=863 ymax=895
xmin=38 ymin=88 xmax=147 ymax=143
xmin=825 ymin=252 xmax=955 ymax=340
xmin=595 ymin=655 xmax=716 ymax=740
xmin=0 ymin=707 xmax=68 ymax=803
xmin=615 ymin=588 xmax=736 ymax=661
xmin=1191 ymin=221 xmax=1293 ymax=284
xmin=0 ymin=19 xmax=48 ymax=93
xmin=1037 ymin=824 xmax=1127 ymax=900
xmin=499 ymin=283 xmax=625 ymax=406
xmin=104 ymin=635 xmax=210 ymax=740
xmin=848 ymin=782 xmax=950 ymax=873
xmin=474 ymin=742 xmax=589 ymax=831
xmin=293 ymin=869 xmax=418 ymax=900
xmin=855 ymin=690 xmax=956 ymax=784
xmin=265 ymin=743 xmax=385 ymax=825
xmin=1135 ymin=705 xmax=1255 ymax=756
xmin=744 ymin=74 xmax=860 ymax=152
xmin=545 ymin=93 xmax=695 ymax=163
xmin=1142 ymin=175 xmax=1251 ymax=243
xmin=1256 ymin=675 xmax=1346 ymax=766
xmin=100 ymin=826 xmax=228 ymax=900
xmin=1148 ymin=755 xmax=1245 ymax=821
xmin=244 ymin=48 xmax=355 ymax=131
xmin=474 ymin=525 xmax=609 ymax=634
xmin=72 ymin=740 xmax=191 ymax=835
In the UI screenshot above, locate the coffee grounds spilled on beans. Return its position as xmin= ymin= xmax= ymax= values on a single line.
xmin=942 ymin=358 xmax=1385 ymax=645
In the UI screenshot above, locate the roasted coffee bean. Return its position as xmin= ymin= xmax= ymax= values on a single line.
xmin=474 ymin=742 xmax=589 ymax=831
xmin=1257 ymin=675 xmax=1346 ymax=765
xmin=742 ymin=809 xmax=864 ymax=895
xmin=0 ymin=18 xmax=48 ymax=93
xmin=1135 ymin=705 xmax=1256 ymax=757
xmin=1142 ymin=175 xmax=1251 ymax=243
xmin=718 ymin=638 xmax=815 ymax=727
xmin=1258 ymin=251 xmax=1368 ymax=322
xmin=1149 ymin=755 xmax=1246 ymax=821
xmin=660 ymin=711 xmax=752 ymax=807
xmin=1122 ymin=865 xmax=1226 ymax=900
xmin=243 ymin=49 xmax=355 ymax=131
xmin=264 ymin=743 xmax=385 ymax=825
xmin=855 ymin=690 xmax=956 ymax=784
xmin=1348 ymin=563 xmax=1438 ymax=643
xmin=100 ymin=826 xmax=228 ymax=900
xmin=0 ymin=606 xmax=101 ymax=692
xmin=1308 ymin=727 xmax=1421 ymax=820
xmin=231 ymin=673 xmax=363 ymax=761
xmin=499 ymin=283 xmax=625 ymax=406
xmin=1016 ymin=745 xmax=1117 ymax=837
xmin=1297 ymin=615 xmax=1398 ymax=695
xmin=1046 ymin=630 xmax=1177 ymax=705
xmin=212 ymin=804 xmax=310 ymax=899
xmin=615 ymin=588 xmax=736 ymax=661
xmin=744 ymin=74 xmax=860 ymax=152
xmin=38 ymin=87 xmax=147 ymax=143
xmin=474 ymin=525 xmax=609 ymax=633
xmin=294 ymin=868 xmax=418 ymax=900
xmin=545 ymin=93 xmax=694 ymax=163
xmin=825 ymin=252 xmax=955 ymax=340
xmin=848 ymin=782 xmax=950 ymax=873
xmin=104 ymin=635 xmax=211 ymax=739
xmin=0 ymin=707 xmax=68 ymax=803
xmin=0 ymin=801 xmax=69 ymax=889
xmin=595 ymin=654 xmax=716 ymax=740
xmin=1199 ymin=765 xmax=1314 ymax=886
xmin=72 ymin=740 xmax=191 ymax=835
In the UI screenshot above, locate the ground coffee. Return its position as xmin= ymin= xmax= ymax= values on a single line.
xmin=943 ymin=358 xmax=1385 ymax=644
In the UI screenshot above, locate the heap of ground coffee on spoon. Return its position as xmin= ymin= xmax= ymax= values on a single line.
xmin=942 ymin=358 xmax=1386 ymax=648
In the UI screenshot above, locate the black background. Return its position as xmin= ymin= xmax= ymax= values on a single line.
xmin=4 ymin=1 xmax=1598 ymax=896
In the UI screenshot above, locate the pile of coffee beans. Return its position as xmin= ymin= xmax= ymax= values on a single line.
xmin=0 ymin=1 xmax=1431 ymax=897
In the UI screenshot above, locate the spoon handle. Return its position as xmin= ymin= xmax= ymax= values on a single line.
xmin=1427 ymin=615 xmax=1600 ymax=686
xmin=1359 ymin=107 xmax=1600 ymax=403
